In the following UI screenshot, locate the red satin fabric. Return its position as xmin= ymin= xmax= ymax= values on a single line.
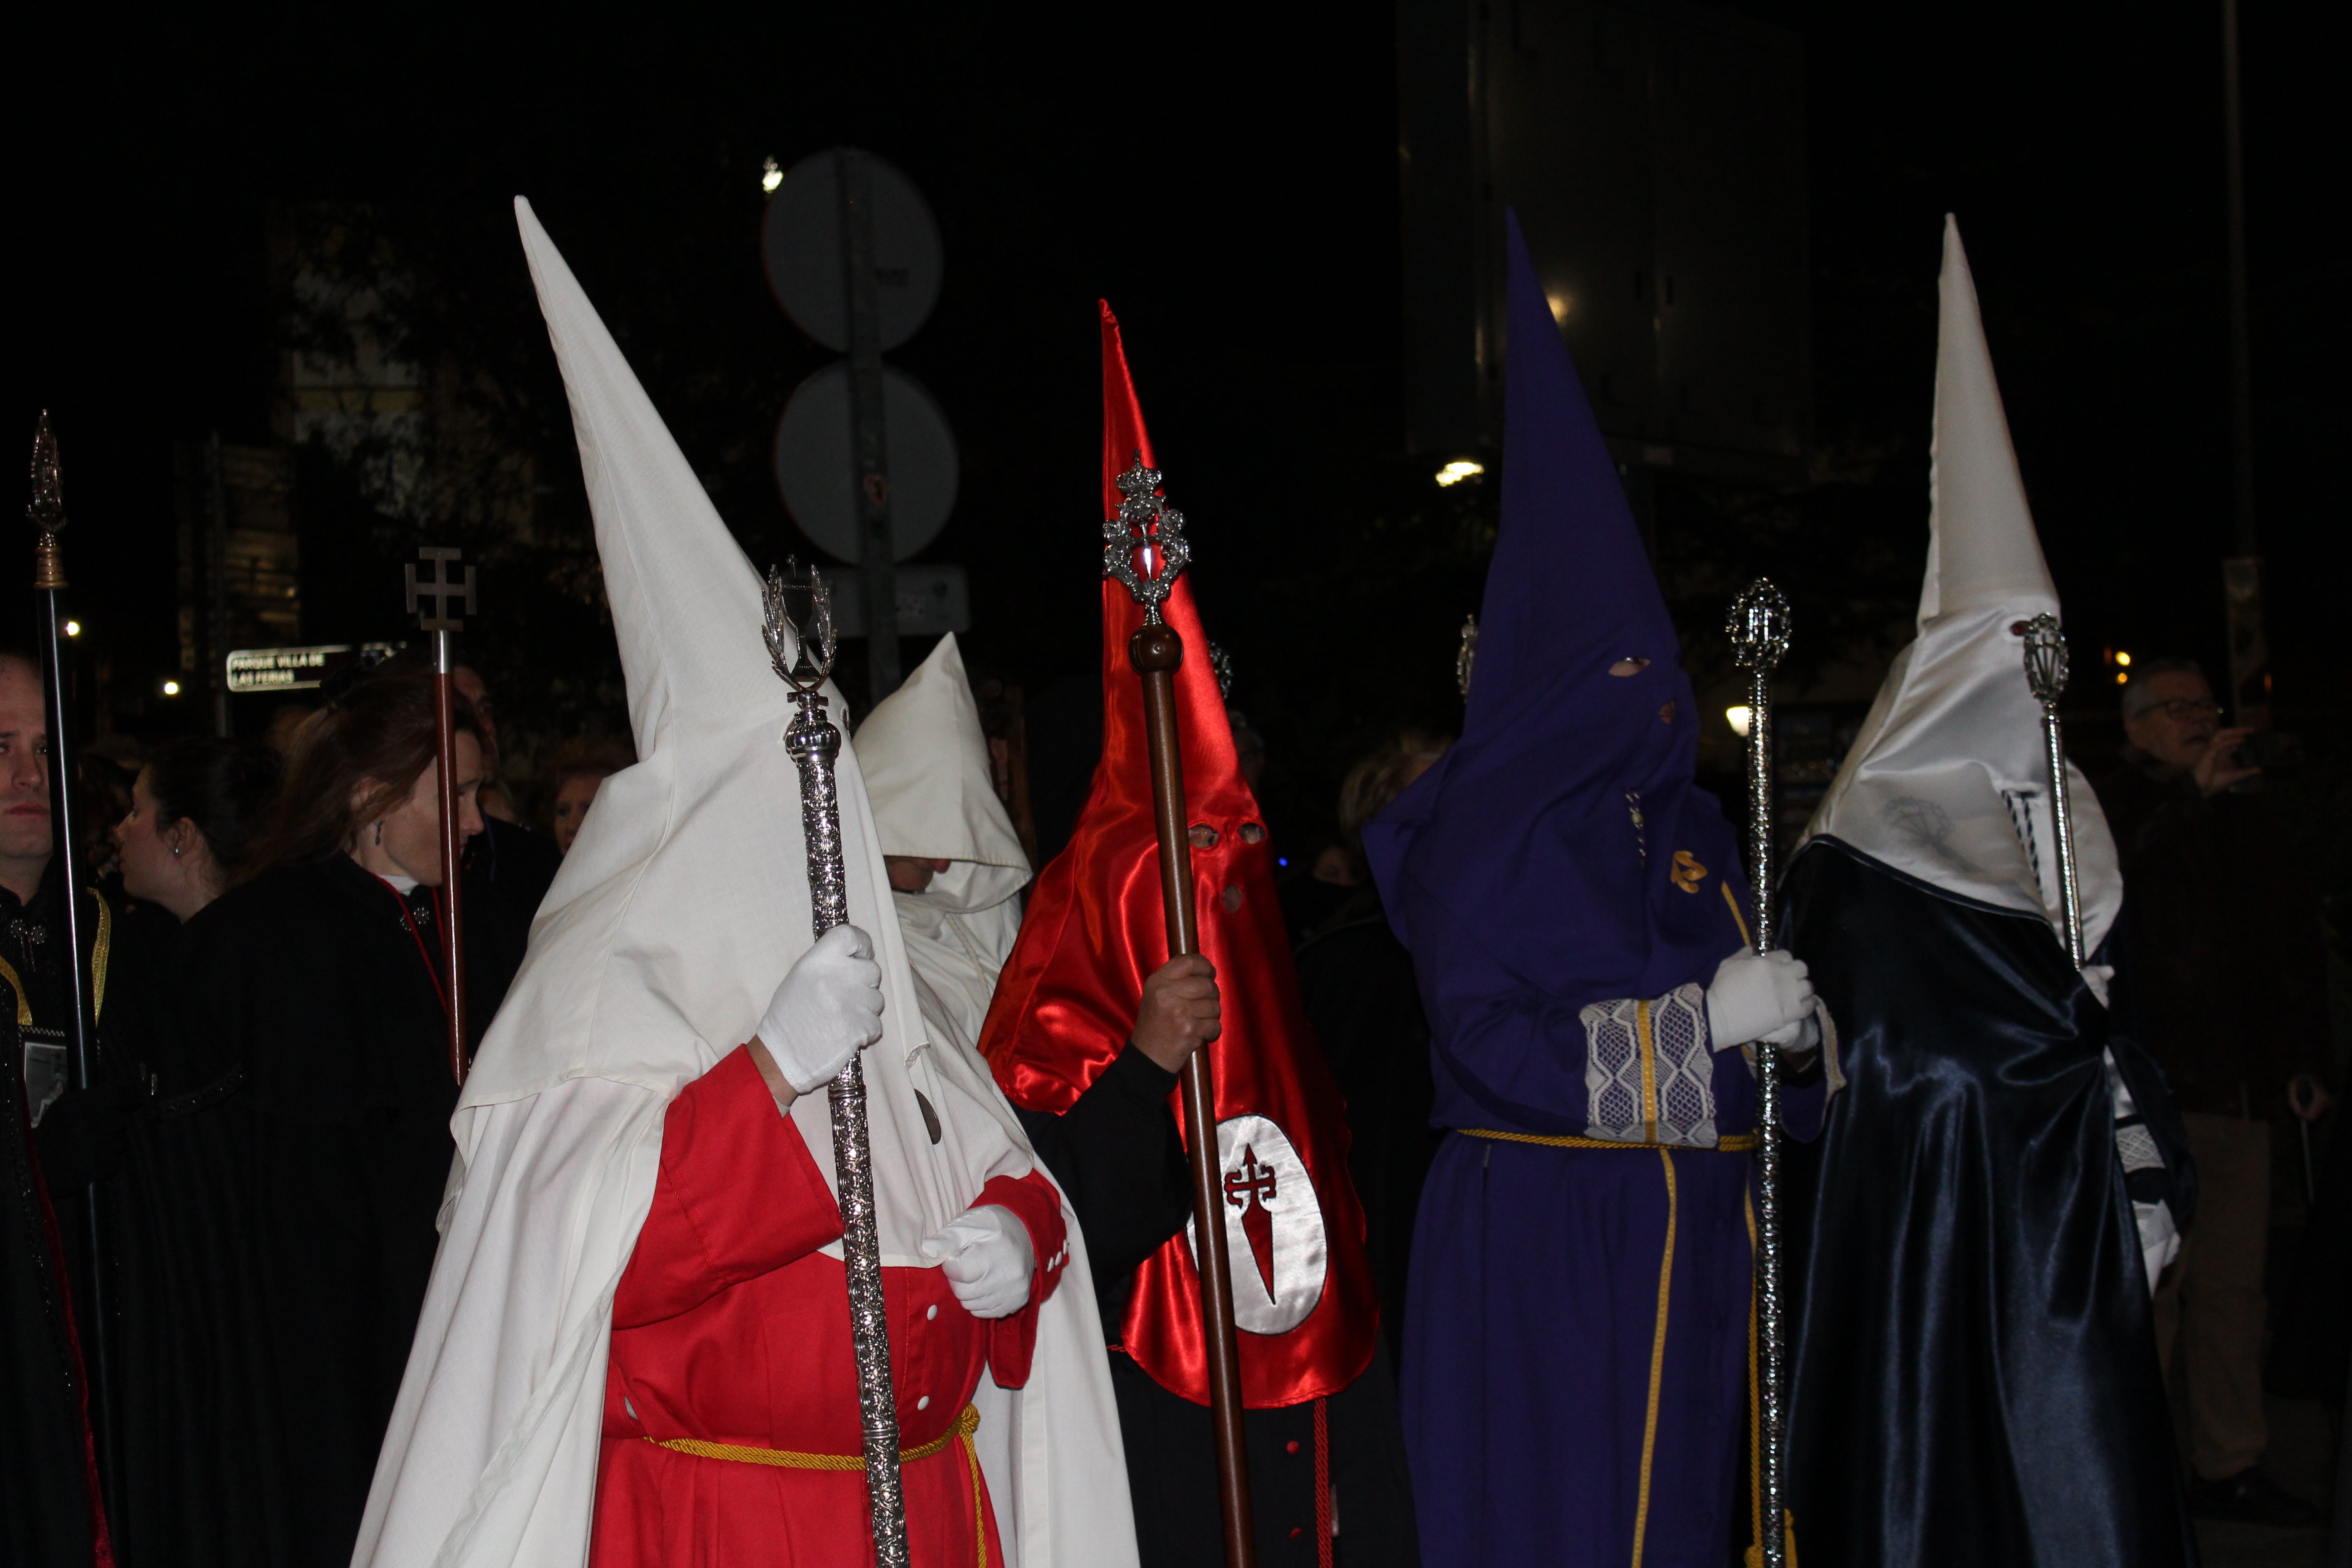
xmin=978 ymin=304 xmax=1377 ymax=1409
xmin=592 ymin=1045 xmax=1067 ymax=1567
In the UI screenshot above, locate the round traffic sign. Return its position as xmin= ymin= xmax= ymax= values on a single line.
xmin=762 ymin=149 xmax=943 ymax=352
xmin=773 ymin=363 xmax=959 ymax=564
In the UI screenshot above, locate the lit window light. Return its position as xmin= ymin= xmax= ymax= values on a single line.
xmin=63 ymin=620 xmax=81 ymax=637
xmin=1726 ymin=705 xmax=1754 ymax=738
xmin=2115 ymin=671 xmax=2128 ymax=686
xmin=162 ymin=680 xmax=181 ymax=696
xmin=761 ymin=157 xmax=784 ymax=195
xmin=2115 ymin=651 xmax=2132 ymax=667
xmin=1547 ymin=291 xmax=1573 ymax=323
xmin=1436 ymin=460 xmax=1484 ymax=487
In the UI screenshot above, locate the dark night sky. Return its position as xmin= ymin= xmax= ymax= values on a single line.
xmin=10 ymin=2 xmax=2345 ymax=804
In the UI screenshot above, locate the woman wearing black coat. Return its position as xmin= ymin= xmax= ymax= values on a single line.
xmin=120 ymin=677 xmax=489 ymax=1567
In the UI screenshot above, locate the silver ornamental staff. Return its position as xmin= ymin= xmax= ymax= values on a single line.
xmin=761 ymin=561 xmax=909 ymax=1568
xmin=2019 ymin=613 xmax=2087 ymax=965
xmin=1727 ymin=577 xmax=1792 ymax=1568
xmin=27 ymin=412 xmax=118 ymax=1511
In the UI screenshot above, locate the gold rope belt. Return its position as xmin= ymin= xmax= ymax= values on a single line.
xmin=1461 ymin=1127 xmax=1759 ymax=1152
xmin=646 ymin=1404 xmax=988 ymax=1565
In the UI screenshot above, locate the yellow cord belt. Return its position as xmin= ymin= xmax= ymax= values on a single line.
xmin=646 ymin=1403 xmax=988 ymax=1565
xmin=1460 ymin=1126 xmax=1759 ymax=1152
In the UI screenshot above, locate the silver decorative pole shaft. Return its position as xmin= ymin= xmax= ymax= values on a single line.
xmin=1727 ymin=578 xmax=1791 ymax=1568
xmin=764 ymin=563 xmax=908 ymax=1568
xmin=2019 ymin=613 xmax=2086 ymax=966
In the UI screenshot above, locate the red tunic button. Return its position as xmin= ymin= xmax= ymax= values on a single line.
xmin=1286 ymin=1440 xmax=1300 ymax=1454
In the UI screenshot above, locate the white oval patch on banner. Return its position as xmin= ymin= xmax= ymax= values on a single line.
xmin=1184 ymin=1113 xmax=1328 ymax=1335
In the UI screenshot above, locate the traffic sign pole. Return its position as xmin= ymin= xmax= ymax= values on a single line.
xmin=836 ymin=148 xmax=901 ymax=699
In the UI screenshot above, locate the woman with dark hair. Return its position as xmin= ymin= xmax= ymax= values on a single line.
xmin=142 ymin=675 xmax=487 ymax=1567
xmin=115 ymin=736 xmax=280 ymax=916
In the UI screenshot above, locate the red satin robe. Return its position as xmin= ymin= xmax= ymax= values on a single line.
xmin=590 ymin=1045 xmax=1068 ymax=1568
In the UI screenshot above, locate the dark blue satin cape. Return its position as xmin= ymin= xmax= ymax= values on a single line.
xmin=1781 ymin=837 xmax=2196 ymax=1567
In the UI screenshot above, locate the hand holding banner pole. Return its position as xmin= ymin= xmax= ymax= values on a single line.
xmin=763 ymin=562 xmax=910 ymax=1568
xmin=405 ymin=547 xmax=475 ymax=1085
xmin=1727 ymin=578 xmax=1791 ymax=1568
xmin=1104 ymin=458 xmax=1257 ymax=1568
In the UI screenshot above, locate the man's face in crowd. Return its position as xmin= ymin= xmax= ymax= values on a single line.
xmin=0 ymin=662 xmax=55 ymax=866
xmin=2124 ymin=670 xmax=2222 ymax=770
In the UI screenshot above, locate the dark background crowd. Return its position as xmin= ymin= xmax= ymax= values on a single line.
xmin=6 ymin=3 xmax=2348 ymax=1565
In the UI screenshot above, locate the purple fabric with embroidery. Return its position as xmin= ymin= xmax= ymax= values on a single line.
xmin=1363 ymin=208 xmax=1751 ymax=1138
xmin=1364 ymin=211 xmax=1767 ymax=1568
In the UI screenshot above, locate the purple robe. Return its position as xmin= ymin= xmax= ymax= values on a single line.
xmin=1367 ymin=211 xmax=1818 ymax=1566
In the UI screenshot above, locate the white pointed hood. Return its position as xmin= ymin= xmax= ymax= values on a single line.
xmin=356 ymin=200 xmax=1134 ymax=1568
xmin=858 ymin=632 xmax=1031 ymax=914
xmin=1802 ymin=216 xmax=2121 ymax=958
xmin=858 ymin=632 xmax=1032 ymax=1056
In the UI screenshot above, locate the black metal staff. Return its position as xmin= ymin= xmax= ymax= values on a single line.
xmin=28 ymin=412 xmax=116 ymax=1507
xmin=1727 ymin=578 xmax=1792 ymax=1568
xmin=1103 ymin=458 xmax=1257 ymax=1568
xmin=404 ymin=547 xmax=475 ymax=1084
xmin=763 ymin=561 xmax=909 ymax=1568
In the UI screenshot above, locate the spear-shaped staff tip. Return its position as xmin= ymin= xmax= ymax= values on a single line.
xmin=31 ymin=412 xmax=67 ymax=588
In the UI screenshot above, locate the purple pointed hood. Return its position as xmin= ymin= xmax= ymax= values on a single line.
xmin=1366 ymin=212 xmax=1749 ymax=1089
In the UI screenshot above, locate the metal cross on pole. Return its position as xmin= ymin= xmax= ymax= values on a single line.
xmin=1102 ymin=457 xmax=1257 ymax=1568
xmin=1727 ymin=577 xmax=1792 ymax=1568
xmin=405 ymin=546 xmax=475 ymax=1084
xmin=763 ymin=561 xmax=910 ymax=1568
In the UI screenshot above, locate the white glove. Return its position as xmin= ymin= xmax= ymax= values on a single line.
xmin=918 ymin=1205 xmax=1034 ymax=1319
xmin=756 ymin=923 xmax=885 ymax=1094
xmin=1705 ymin=946 xmax=1815 ymax=1052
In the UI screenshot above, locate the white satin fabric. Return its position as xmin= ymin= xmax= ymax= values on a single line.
xmin=1802 ymin=216 xmax=2121 ymax=958
xmin=353 ymin=200 xmax=1133 ymax=1568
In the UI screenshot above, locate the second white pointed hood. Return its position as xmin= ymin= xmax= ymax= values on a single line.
xmin=1802 ymin=216 xmax=2121 ymax=957
xmin=858 ymin=632 xmax=1031 ymax=914
xmin=858 ymin=632 xmax=1032 ymax=1058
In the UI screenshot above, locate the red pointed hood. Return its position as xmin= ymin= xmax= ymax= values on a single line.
xmin=978 ymin=303 xmax=1377 ymax=1407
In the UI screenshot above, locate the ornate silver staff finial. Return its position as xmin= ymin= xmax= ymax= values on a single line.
xmin=1102 ymin=455 xmax=1191 ymax=623
xmin=1456 ymin=614 xmax=1480 ymax=701
xmin=30 ymin=411 xmax=66 ymax=591
xmin=763 ymin=555 xmax=906 ymax=1568
xmin=1208 ymin=642 xmax=1234 ymax=702
xmin=2019 ymin=612 xmax=2069 ymax=706
xmin=2015 ymin=612 xmax=2086 ymax=967
xmin=763 ymin=557 xmax=838 ymax=701
xmin=1727 ymin=574 xmax=1794 ymax=1568
xmin=1728 ymin=579 xmax=1792 ymax=674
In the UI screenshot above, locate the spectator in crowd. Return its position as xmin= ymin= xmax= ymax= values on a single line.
xmin=2091 ymin=656 xmax=2335 ymax=1528
xmin=105 ymin=737 xmax=294 ymax=1567
xmin=162 ymin=673 xmax=489 ymax=1564
xmin=0 ymin=650 xmax=113 ymax=1567
xmin=1294 ymin=730 xmax=1450 ymax=1369
xmin=542 ymin=735 xmax=633 ymax=855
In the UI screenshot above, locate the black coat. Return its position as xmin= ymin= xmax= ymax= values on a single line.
xmin=2 ymin=1004 xmax=103 ymax=1568
xmin=153 ymin=855 xmax=472 ymax=1566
